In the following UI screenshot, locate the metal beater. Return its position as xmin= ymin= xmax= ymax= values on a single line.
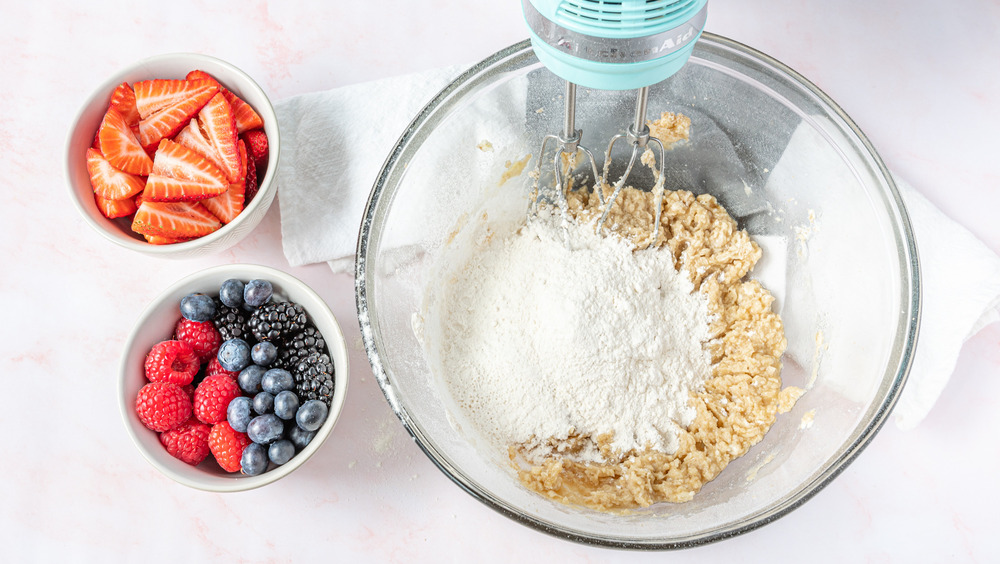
xmin=522 ymin=0 xmax=708 ymax=242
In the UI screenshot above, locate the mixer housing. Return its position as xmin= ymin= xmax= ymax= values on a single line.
xmin=522 ymin=0 xmax=709 ymax=90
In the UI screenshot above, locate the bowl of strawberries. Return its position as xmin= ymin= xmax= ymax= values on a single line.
xmin=65 ymin=53 xmax=278 ymax=257
xmin=118 ymin=264 xmax=349 ymax=491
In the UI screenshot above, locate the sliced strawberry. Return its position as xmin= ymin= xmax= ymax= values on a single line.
xmin=143 ymin=139 xmax=229 ymax=202
xmin=241 ymin=129 xmax=268 ymax=171
xmin=224 ymin=90 xmax=264 ymax=133
xmin=94 ymin=193 xmax=138 ymax=219
xmin=186 ymin=70 xmax=263 ymax=133
xmin=108 ymin=82 xmax=141 ymax=129
xmin=86 ymin=147 xmax=145 ymax=200
xmin=143 ymin=233 xmax=183 ymax=245
xmin=133 ymin=78 xmax=219 ymax=119
xmin=175 ymin=117 xmax=218 ymax=165
xmin=198 ymin=93 xmax=242 ymax=184
xmin=145 ymin=174 xmax=225 ymax=202
xmin=201 ymin=180 xmax=246 ymax=224
xmin=244 ymin=147 xmax=259 ymax=203
xmin=185 ymin=70 xmax=221 ymax=88
xmin=202 ymin=141 xmax=246 ymax=223
xmin=132 ymin=200 xmax=222 ymax=239
xmin=136 ymin=81 xmax=218 ymax=152
xmin=98 ymin=107 xmax=153 ymax=176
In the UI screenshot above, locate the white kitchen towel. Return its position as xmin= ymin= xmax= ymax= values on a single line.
xmin=891 ymin=180 xmax=1000 ymax=428
xmin=273 ymin=67 xmax=1000 ymax=429
xmin=274 ymin=65 xmax=465 ymax=271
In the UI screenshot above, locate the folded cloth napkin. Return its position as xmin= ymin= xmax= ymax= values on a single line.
xmin=275 ymin=65 xmax=465 ymax=271
xmin=273 ymin=67 xmax=1000 ymax=429
xmin=891 ymin=180 xmax=1000 ymax=428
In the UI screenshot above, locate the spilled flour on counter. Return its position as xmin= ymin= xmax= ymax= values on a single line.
xmin=430 ymin=211 xmax=713 ymax=462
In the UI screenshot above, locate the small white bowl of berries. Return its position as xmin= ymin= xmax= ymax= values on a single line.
xmin=119 ymin=264 xmax=349 ymax=491
xmin=66 ymin=53 xmax=279 ymax=258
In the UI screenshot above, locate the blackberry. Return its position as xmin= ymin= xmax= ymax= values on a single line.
xmin=275 ymin=326 xmax=326 ymax=370
xmin=286 ymin=326 xmax=326 ymax=354
xmin=293 ymin=351 xmax=335 ymax=405
xmin=248 ymin=301 xmax=308 ymax=343
xmin=213 ymin=299 xmax=251 ymax=342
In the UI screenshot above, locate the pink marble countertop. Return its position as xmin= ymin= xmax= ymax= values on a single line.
xmin=3 ymin=1 xmax=998 ymax=561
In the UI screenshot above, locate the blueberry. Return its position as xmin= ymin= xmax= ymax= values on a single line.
xmin=238 ymin=364 xmax=267 ymax=394
xmin=253 ymin=391 xmax=274 ymax=415
xmin=219 ymin=279 xmax=245 ymax=308
xmin=268 ymin=440 xmax=295 ymax=465
xmin=288 ymin=425 xmax=316 ymax=450
xmin=261 ymin=368 xmax=295 ymax=395
xmin=273 ymin=390 xmax=300 ymax=420
xmin=251 ymin=341 xmax=277 ymax=366
xmin=247 ymin=414 xmax=284 ymax=445
xmin=295 ymin=400 xmax=328 ymax=432
xmin=243 ymin=279 xmax=273 ymax=308
xmin=227 ymin=396 xmax=253 ymax=433
xmin=180 ymin=293 xmax=216 ymax=322
xmin=241 ymin=442 xmax=268 ymax=476
xmin=217 ymin=339 xmax=251 ymax=372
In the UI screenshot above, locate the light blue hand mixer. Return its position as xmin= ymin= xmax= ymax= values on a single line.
xmin=522 ymin=0 xmax=708 ymax=236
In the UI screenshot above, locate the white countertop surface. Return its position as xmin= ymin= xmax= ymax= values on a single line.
xmin=3 ymin=1 xmax=998 ymax=561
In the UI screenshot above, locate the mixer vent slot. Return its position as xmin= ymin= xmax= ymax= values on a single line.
xmin=557 ymin=0 xmax=695 ymax=29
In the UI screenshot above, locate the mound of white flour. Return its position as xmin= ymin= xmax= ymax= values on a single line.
xmin=423 ymin=213 xmax=713 ymax=462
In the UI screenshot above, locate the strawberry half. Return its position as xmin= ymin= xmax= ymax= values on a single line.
xmin=202 ymin=140 xmax=246 ymax=223
xmin=198 ymin=93 xmax=243 ymax=184
xmin=86 ymin=147 xmax=145 ymax=200
xmin=244 ymin=146 xmax=259 ymax=203
xmin=185 ymin=70 xmax=221 ymax=89
xmin=135 ymin=79 xmax=218 ymax=152
xmin=133 ymin=78 xmax=219 ymax=119
xmin=186 ymin=70 xmax=263 ymax=133
xmin=174 ymin=117 xmax=218 ymax=166
xmin=224 ymin=90 xmax=264 ymax=133
xmin=98 ymin=107 xmax=153 ymax=176
xmin=143 ymin=139 xmax=229 ymax=202
xmin=132 ymin=200 xmax=222 ymax=239
xmin=94 ymin=193 xmax=139 ymax=219
xmin=108 ymin=82 xmax=141 ymax=130
xmin=241 ymin=129 xmax=268 ymax=172
xmin=143 ymin=233 xmax=184 ymax=245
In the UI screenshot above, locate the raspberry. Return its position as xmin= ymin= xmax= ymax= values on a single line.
xmin=205 ymin=357 xmax=238 ymax=379
xmin=135 ymin=382 xmax=192 ymax=432
xmin=193 ymin=374 xmax=241 ymax=424
xmin=208 ymin=421 xmax=251 ymax=472
xmin=159 ymin=418 xmax=211 ymax=465
xmin=144 ymin=340 xmax=199 ymax=385
xmin=174 ymin=318 xmax=221 ymax=363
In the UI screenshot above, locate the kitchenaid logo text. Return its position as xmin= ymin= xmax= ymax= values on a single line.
xmin=556 ymin=25 xmax=696 ymax=61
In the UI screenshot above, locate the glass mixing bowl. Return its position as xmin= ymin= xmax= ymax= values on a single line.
xmin=355 ymin=35 xmax=919 ymax=548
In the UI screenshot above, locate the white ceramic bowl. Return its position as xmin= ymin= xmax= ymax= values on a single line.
xmin=119 ymin=264 xmax=349 ymax=492
xmin=65 ymin=53 xmax=280 ymax=258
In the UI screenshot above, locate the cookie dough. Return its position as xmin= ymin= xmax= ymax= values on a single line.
xmin=510 ymin=113 xmax=797 ymax=510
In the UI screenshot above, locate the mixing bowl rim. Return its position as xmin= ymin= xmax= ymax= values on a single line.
xmin=355 ymin=34 xmax=920 ymax=549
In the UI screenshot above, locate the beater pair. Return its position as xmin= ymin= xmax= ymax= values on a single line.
xmin=522 ymin=0 xmax=709 ymax=241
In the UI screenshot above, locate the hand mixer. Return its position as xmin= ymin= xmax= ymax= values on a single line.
xmin=522 ymin=0 xmax=708 ymax=242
